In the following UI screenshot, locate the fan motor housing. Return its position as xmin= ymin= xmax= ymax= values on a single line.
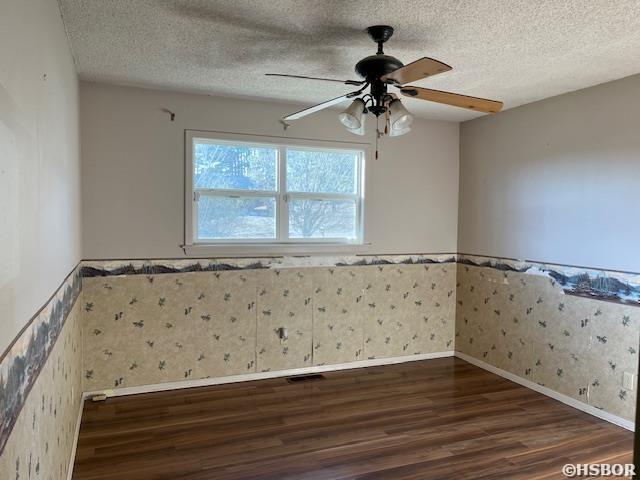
xmin=355 ymin=54 xmax=404 ymax=81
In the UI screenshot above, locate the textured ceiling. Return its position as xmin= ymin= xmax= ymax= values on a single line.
xmin=58 ymin=0 xmax=640 ymax=121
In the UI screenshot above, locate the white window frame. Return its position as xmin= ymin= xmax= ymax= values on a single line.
xmin=184 ymin=130 xmax=370 ymax=255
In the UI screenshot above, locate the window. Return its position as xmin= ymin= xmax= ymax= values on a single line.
xmin=185 ymin=131 xmax=366 ymax=249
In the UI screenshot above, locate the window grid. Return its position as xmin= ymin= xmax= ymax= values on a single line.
xmin=188 ymin=135 xmax=365 ymax=245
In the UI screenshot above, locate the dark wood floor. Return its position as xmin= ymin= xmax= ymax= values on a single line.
xmin=72 ymin=358 xmax=633 ymax=479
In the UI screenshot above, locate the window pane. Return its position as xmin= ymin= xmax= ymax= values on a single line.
xmin=286 ymin=149 xmax=358 ymax=194
xmin=288 ymin=199 xmax=357 ymax=239
xmin=197 ymin=195 xmax=276 ymax=239
xmin=194 ymin=141 xmax=277 ymax=191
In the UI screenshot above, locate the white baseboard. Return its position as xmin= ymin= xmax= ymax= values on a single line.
xmin=66 ymin=393 xmax=85 ymax=480
xmin=70 ymin=347 xmax=632 ymax=480
xmin=454 ymin=351 xmax=635 ymax=431
xmin=83 ymin=351 xmax=455 ymax=399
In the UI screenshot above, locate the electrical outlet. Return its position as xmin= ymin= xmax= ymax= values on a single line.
xmin=623 ymin=371 xmax=634 ymax=390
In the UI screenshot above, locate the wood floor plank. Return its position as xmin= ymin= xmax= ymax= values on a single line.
xmin=72 ymin=358 xmax=633 ymax=479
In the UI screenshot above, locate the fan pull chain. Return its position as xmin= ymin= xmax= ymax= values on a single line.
xmin=384 ymin=108 xmax=389 ymax=136
xmin=375 ymin=115 xmax=380 ymax=160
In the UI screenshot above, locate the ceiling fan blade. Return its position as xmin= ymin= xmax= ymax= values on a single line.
xmin=283 ymin=92 xmax=360 ymax=121
xmin=400 ymin=86 xmax=503 ymax=113
xmin=266 ymin=73 xmax=364 ymax=86
xmin=381 ymin=57 xmax=452 ymax=85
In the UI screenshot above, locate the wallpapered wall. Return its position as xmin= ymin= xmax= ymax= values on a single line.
xmin=0 ymin=271 xmax=83 ymax=480
xmin=78 ymin=252 xmax=640 ymax=422
xmin=455 ymin=255 xmax=640 ymax=422
xmin=1 ymin=253 xmax=638 ymax=480
xmin=81 ymin=258 xmax=457 ymax=392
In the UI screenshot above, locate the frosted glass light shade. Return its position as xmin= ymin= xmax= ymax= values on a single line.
xmin=389 ymin=125 xmax=411 ymax=137
xmin=339 ymin=98 xmax=366 ymax=130
xmin=389 ymin=99 xmax=413 ymax=136
xmin=347 ymin=114 xmax=366 ymax=136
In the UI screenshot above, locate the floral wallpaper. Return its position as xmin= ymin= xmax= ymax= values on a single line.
xmin=83 ymin=271 xmax=258 ymax=390
xmin=256 ymin=269 xmax=313 ymax=372
xmin=455 ymin=262 xmax=639 ymax=421
xmin=1 ymin=252 xmax=636 ymax=480
xmin=312 ymin=267 xmax=367 ymax=366
xmin=0 ymin=295 xmax=83 ymax=480
xmin=362 ymin=264 xmax=455 ymax=359
xmin=82 ymin=252 xmax=638 ymax=424
xmin=81 ymin=262 xmax=457 ymax=392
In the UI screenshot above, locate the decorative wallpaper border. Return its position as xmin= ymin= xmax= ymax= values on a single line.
xmin=81 ymin=254 xmax=640 ymax=307
xmin=1 ymin=251 xmax=637 ymax=459
xmin=458 ymin=254 xmax=640 ymax=307
xmin=80 ymin=254 xmax=458 ymax=277
xmin=0 ymin=251 xmax=636 ymax=460
xmin=0 ymin=268 xmax=82 ymax=455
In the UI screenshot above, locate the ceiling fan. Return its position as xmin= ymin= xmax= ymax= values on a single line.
xmin=267 ymin=25 xmax=502 ymax=137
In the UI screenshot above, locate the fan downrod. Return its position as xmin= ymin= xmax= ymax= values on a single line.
xmin=355 ymin=25 xmax=403 ymax=91
xmin=367 ymin=25 xmax=394 ymax=54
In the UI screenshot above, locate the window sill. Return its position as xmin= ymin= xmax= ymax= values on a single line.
xmin=181 ymin=242 xmax=373 ymax=257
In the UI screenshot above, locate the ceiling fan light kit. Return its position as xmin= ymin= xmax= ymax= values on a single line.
xmin=339 ymin=98 xmax=367 ymax=130
xmin=268 ymin=25 xmax=503 ymax=143
xmin=388 ymin=98 xmax=413 ymax=136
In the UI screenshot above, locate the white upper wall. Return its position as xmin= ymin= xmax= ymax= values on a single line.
xmin=0 ymin=0 xmax=81 ymax=353
xmin=459 ymin=74 xmax=640 ymax=272
xmin=79 ymin=82 xmax=459 ymax=259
